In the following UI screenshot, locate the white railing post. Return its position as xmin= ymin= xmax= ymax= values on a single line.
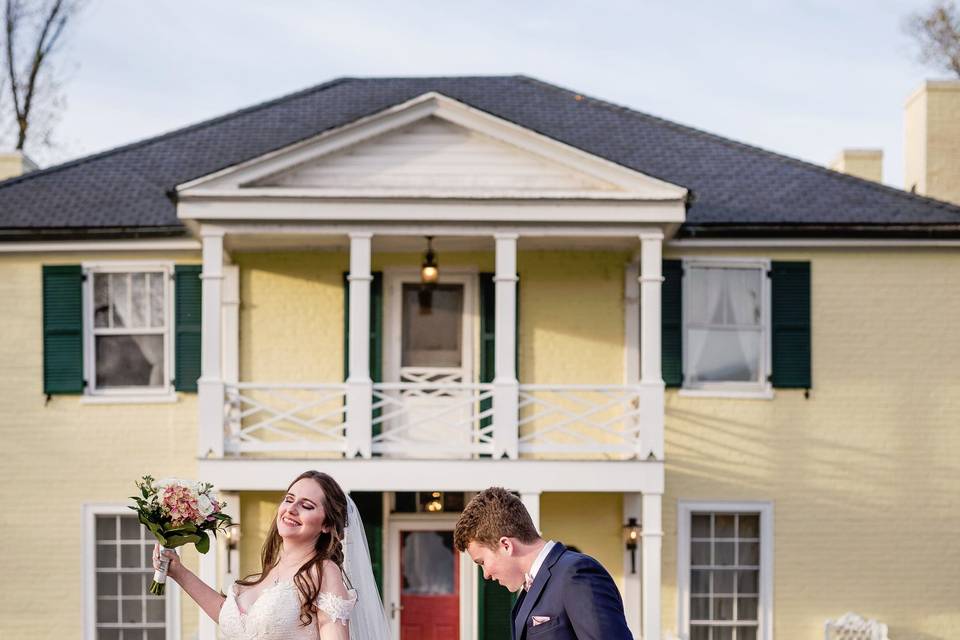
xmin=345 ymin=233 xmax=373 ymax=458
xmin=198 ymin=229 xmax=225 ymax=458
xmin=638 ymin=232 xmax=665 ymax=461
xmin=493 ymin=233 xmax=519 ymax=459
xmin=520 ymin=491 xmax=541 ymax=534
xmin=641 ymin=493 xmax=663 ymax=640
xmin=623 ymin=492 xmax=642 ymax=638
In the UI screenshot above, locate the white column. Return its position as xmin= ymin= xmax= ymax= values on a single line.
xmin=520 ymin=491 xmax=541 ymax=534
xmin=623 ymin=493 xmax=642 ymax=638
xmin=219 ymin=491 xmax=241 ymax=587
xmin=222 ymin=264 xmax=240 ymax=385
xmin=198 ymin=537 xmax=218 ymax=640
xmin=641 ymin=493 xmax=662 ymax=640
xmin=493 ymin=233 xmax=519 ymax=459
xmin=198 ymin=230 xmax=225 ymax=458
xmin=345 ymin=233 xmax=373 ymax=458
xmin=638 ymin=232 xmax=664 ymax=461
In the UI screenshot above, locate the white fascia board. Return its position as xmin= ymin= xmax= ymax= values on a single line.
xmin=177 ymin=197 xmax=686 ymax=224
xmin=668 ymin=238 xmax=960 ymax=248
xmin=176 ymin=91 xmax=687 ymax=201
xmin=0 ymin=239 xmax=201 ymax=253
xmin=216 ymin=222 xmax=668 ymax=238
xmin=199 ymin=458 xmax=664 ymax=493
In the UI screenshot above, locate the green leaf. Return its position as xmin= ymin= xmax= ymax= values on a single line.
xmin=195 ymin=533 xmax=210 ymax=554
xmin=164 ymin=533 xmax=202 ymax=548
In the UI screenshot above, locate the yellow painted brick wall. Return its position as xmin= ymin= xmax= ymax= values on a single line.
xmin=0 ymin=252 xmax=203 ymax=640
xmin=540 ymin=493 xmax=624 ymax=589
xmin=661 ymin=247 xmax=960 ymax=640
xmin=238 ymin=491 xmax=284 ymax=579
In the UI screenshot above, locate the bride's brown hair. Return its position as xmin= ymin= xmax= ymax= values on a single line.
xmin=237 ymin=470 xmax=348 ymax=626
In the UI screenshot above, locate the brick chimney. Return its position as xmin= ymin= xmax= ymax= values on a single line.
xmin=0 ymin=150 xmax=37 ymax=181
xmin=904 ymin=80 xmax=960 ymax=204
xmin=829 ymin=149 xmax=883 ymax=182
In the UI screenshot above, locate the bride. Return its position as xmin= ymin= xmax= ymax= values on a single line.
xmin=153 ymin=470 xmax=391 ymax=639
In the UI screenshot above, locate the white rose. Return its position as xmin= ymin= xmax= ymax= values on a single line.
xmin=197 ymin=494 xmax=214 ymax=517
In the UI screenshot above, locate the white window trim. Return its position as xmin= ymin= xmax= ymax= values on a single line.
xmin=681 ymin=258 xmax=773 ymax=398
xmin=676 ymin=500 xmax=774 ymax=640
xmin=82 ymin=503 xmax=181 ymax=640
xmin=82 ymin=261 xmax=177 ymax=401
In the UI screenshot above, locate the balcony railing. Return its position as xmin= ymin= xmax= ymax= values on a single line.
xmin=221 ymin=382 xmax=659 ymax=460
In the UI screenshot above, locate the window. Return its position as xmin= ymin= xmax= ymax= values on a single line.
xmin=84 ymin=506 xmax=178 ymax=640
xmin=85 ymin=264 xmax=172 ymax=395
xmin=678 ymin=502 xmax=773 ymax=640
xmin=683 ymin=260 xmax=770 ymax=393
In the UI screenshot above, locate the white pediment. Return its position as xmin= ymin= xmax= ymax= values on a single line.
xmin=254 ymin=116 xmax=622 ymax=195
xmin=177 ymin=92 xmax=689 ymax=204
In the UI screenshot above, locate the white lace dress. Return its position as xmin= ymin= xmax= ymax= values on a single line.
xmin=219 ymin=579 xmax=357 ymax=640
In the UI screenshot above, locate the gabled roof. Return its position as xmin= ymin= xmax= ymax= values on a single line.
xmin=1 ymin=75 xmax=959 ymax=239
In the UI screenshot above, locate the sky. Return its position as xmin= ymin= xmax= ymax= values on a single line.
xmin=36 ymin=0 xmax=951 ymax=189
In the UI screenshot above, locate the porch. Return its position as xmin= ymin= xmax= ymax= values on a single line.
xmin=192 ymin=229 xmax=669 ymax=463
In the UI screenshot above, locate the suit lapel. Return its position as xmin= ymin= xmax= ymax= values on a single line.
xmin=513 ymin=543 xmax=566 ymax=640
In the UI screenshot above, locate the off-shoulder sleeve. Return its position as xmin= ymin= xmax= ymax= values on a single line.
xmin=316 ymin=588 xmax=357 ymax=626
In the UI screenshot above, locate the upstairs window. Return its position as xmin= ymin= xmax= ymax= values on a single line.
xmin=682 ymin=261 xmax=770 ymax=393
xmin=86 ymin=265 xmax=172 ymax=395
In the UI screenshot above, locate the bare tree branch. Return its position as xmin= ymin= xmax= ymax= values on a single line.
xmin=1 ymin=0 xmax=82 ymax=153
xmin=905 ymin=1 xmax=960 ymax=78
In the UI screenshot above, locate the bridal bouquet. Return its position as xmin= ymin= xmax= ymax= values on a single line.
xmin=129 ymin=475 xmax=232 ymax=595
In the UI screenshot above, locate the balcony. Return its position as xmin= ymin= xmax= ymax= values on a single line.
xmin=221 ymin=381 xmax=662 ymax=460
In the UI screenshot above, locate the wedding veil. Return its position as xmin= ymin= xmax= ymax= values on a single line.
xmin=344 ymin=496 xmax=392 ymax=639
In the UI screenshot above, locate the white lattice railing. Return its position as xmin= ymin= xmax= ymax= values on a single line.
xmin=517 ymin=384 xmax=643 ymax=457
xmin=221 ymin=382 xmax=656 ymax=459
xmin=371 ymin=382 xmax=495 ymax=457
xmin=224 ymin=383 xmax=349 ymax=454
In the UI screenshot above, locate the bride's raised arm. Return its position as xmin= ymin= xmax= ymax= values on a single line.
xmin=315 ymin=559 xmax=354 ymax=640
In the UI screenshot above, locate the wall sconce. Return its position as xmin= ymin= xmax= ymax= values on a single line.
xmin=623 ymin=517 xmax=641 ymax=574
xmin=225 ymin=524 xmax=241 ymax=574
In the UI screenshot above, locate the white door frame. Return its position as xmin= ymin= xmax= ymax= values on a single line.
xmin=383 ymin=267 xmax=478 ymax=384
xmin=385 ymin=513 xmax=475 ymax=640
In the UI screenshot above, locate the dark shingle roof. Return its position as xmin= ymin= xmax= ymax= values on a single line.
xmin=2 ymin=75 xmax=960 ymax=238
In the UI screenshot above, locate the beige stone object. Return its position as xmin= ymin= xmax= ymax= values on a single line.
xmin=904 ymin=80 xmax=960 ymax=204
xmin=829 ymin=149 xmax=883 ymax=182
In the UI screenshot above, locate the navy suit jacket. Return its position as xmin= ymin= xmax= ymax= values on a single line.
xmin=511 ymin=543 xmax=633 ymax=640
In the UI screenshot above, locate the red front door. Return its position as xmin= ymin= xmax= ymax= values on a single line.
xmin=400 ymin=530 xmax=459 ymax=640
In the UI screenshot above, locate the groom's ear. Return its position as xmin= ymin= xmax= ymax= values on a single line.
xmin=499 ymin=536 xmax=515 ymax=556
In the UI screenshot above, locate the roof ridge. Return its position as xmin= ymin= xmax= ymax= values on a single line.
xmin=517 ymin=76 xmax=960 ymax=216
xmin=0 ymin=76 xmax=354 ymax=190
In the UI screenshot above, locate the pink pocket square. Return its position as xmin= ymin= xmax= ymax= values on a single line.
xmin=531 ymin=615 xmax=551 ymax=627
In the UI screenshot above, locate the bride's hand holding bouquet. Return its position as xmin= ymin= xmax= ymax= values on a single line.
xmin=129 ymin=475 xmax=232 ymax=595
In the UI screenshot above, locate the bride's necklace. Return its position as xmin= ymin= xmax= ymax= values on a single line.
xmin=273 ymin=551 xmax=316 ymax=585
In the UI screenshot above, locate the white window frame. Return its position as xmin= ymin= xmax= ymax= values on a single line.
xmin=680 ymin=258 xmax=773 ymax=399
xmin=81 ymin=261 xmax=176 ymax=402
xmin=82 ymin=503 xmax=181 ymax=640
xmin=677 ymin=501 xmax=774 ymax=640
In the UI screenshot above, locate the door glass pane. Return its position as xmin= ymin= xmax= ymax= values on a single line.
xmin=402 ymin=284 xmax=463 ymax=368
xmin=401 ymin=531 xmax=455 ymax=595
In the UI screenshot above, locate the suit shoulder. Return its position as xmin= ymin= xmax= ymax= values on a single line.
xmin=556 ymin=549 xmax=607 ymax=574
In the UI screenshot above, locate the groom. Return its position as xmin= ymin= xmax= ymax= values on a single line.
xmin=454 ymin=487 xmax=633 ymax=640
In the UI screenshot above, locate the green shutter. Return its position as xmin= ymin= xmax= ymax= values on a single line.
xmin=174 ymin=265 xmax=202 ymax=392
xmin=42 ymin=265 xmax=84 ymax=394
xmin=771 ymin=261 xmax=811 ymax=388
xmin=478 ymin=566 xmax=515 ymax=640
xmin=479 ymin=273 xmax=496 ymax=384
xmin=661 ymin=260 xmax=683 ymax=387
xmin=350 ymin=492 xmax=383 ymax=597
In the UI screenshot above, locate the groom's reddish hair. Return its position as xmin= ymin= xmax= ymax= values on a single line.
xmin=454 ymin=487 xmax=539 ymax=551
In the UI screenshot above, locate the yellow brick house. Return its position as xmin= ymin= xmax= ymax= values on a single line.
xmin=1 ymin=76 xmax=959 ymax=640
